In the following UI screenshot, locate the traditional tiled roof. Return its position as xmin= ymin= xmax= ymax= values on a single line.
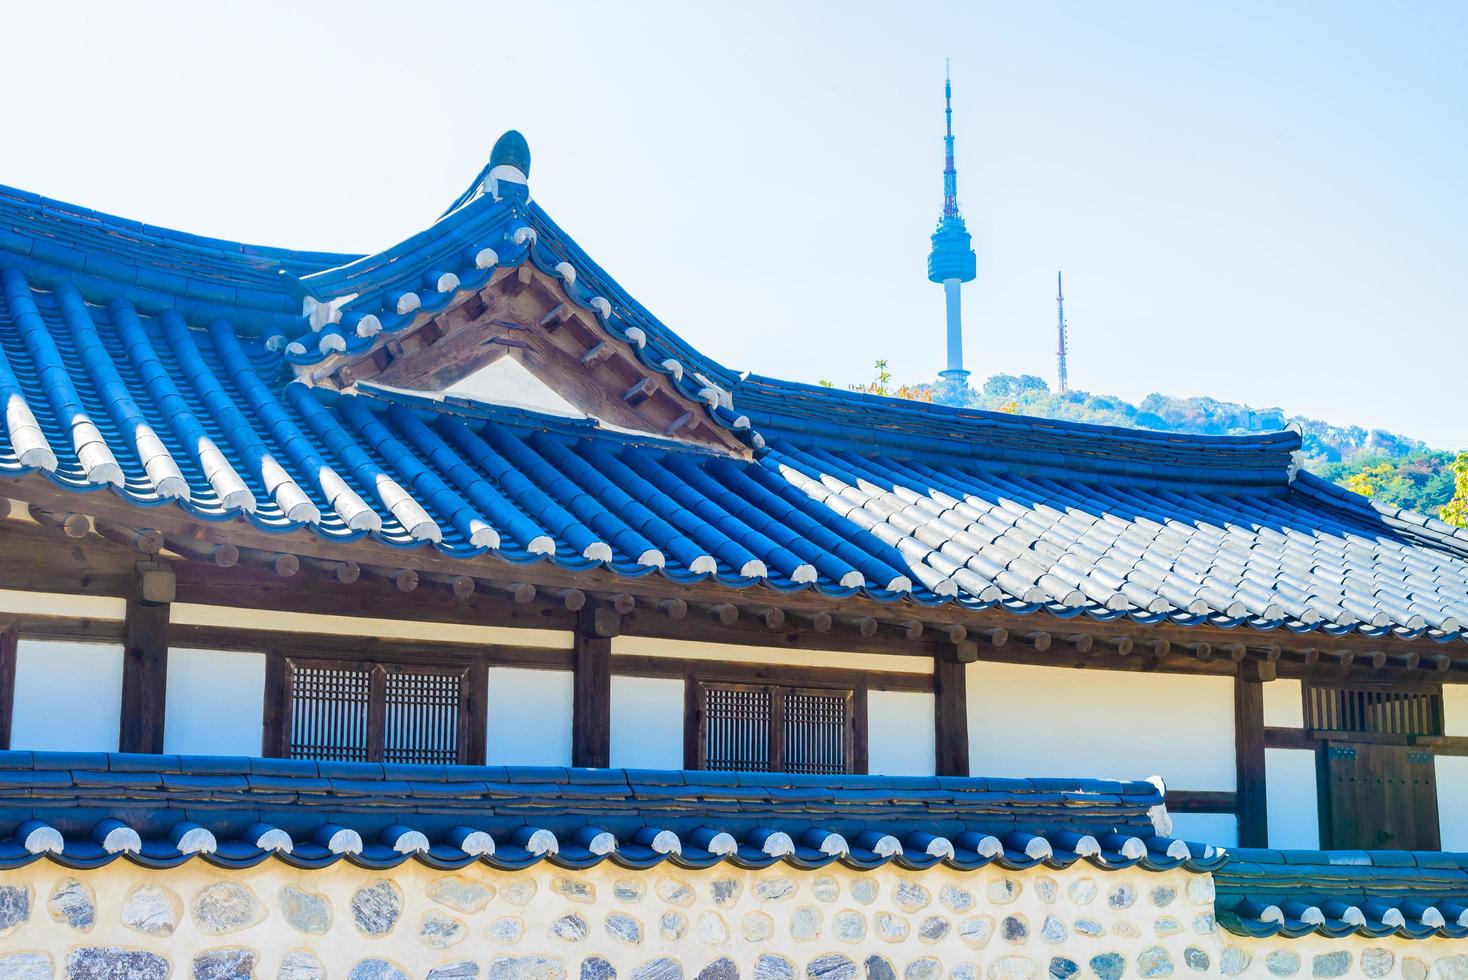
xmin=2 ymin=141 xmax=1468 ymax=640
xmin=0 ymin=753 xmax=1222 ymax=875
xmin=1216 ymin=849 xmax=1468 ymax=940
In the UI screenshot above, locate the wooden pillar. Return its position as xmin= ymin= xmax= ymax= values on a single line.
xmin=1235 ymin=659 xmax=1269 ymax=846
xmin=572 ymin=608 xmax=616 ymax=768
xmin=119 ymin=561 xmax=174 ymax=754
xmin=0 ymin=622 xmax=17 ymax=750
xmin=934 ymin=643 xmax=973 ymax=777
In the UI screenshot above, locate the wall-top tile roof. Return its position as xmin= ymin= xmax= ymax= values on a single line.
xmin=0 ymin=752 xmax=1219 ymax=876
xmin=1 ymin=141 xmax=1467 ymax=641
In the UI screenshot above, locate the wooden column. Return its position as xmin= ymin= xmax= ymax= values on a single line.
xmin=572 ymin=607 xmax=616 ymax=768
xmin=934 ymin=644 xmax=973 ymax=777
xmin=0 ymin=622 xmax=17 ymax=750
xmin=1235 ymin=660 xmax=1269 ymax=846
xmin=119 ymin=561 xmax=174 ymax=754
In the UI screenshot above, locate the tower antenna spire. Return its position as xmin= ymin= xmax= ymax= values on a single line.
xmin=1056 ymin=271 xmax=1069 ymax=394
xmin=928 ymin=61 xmax=978 ymax=384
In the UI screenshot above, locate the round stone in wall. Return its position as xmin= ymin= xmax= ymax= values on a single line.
xmin=581 ymin=958 xmax=616 ymax=980
xmin=1191 ymin=913 xmax=1215 ymax=935
xmin=615 ymin=880 xmax=648 ymax=904
xmin=986 ymin=879 xmax=1021 ymax=905
xmin=488 ymin=916 xmax=525 ymax=944
xmin=1183 ymin=946 xmax=1210 ymax=973
xmin=1039 ymin=915 xmax=1066 ymax=944
xmin=917 ymin=915 xmax=950 ymax=943
xmin=279 ymin=950 xmax=325 ymax=980
xmin=487 ymin=957 xmax=567 ymax=980
xmin=48 ymin=879 xmax=94 ymax=931
xmin=1066 ymin=878 xmax=1096 ymax=905
xmin=1185 ymin=878 xmax=1214 ymax=904
xmin=849 ymin=880 xmax=878 ymax=906
xmin=958 ymin=915 xmax=994 ymax=949
xmin=807 ymin=954 xmax=856 ymax=980
xmin=1136 ymin=946 xmax=1172 ymax=978
xmin=194 ymin=882 xmax=265 ymax=936
xmin=790 ymin=906 xmax=822 ymax=942
xmin=1072 ymin=918 xmax=1103 ymax=938
xmin=1433 ymin=956 xmax=1468 ymax=980
xmin=742 ymin=912 xmax=774 ymax=943
xmin=862 ymin=956 xmax=895 ymax=980
xmin=1153 ymin=916 xmax=1181 ymax=937
xmin=708 ymin=879 xmax=740 ymax=907
xmin=939 ymin=885 xmax=975 ymax=913
xmin=1034 ymin=877 xmax=1058 ymax=904
xmin=193 ymin=947 xmax=258 ymax=980
xmin=812 ymin=877 xmax=839 ymax=902
xmin=606 ymin=912 xmax=644 ymax=945
xmin=695 ymin=959 xmax=736 ymax=980
xmin=658 ymin=879 xmax=695 ymax=908
xmin=551 ymin=914 xmax=589 ymax=943
xmin=553 ymin=878 xmax=597 ymax=905
xmin=902 ymin=958 xmax=940 ymax=980
xmin=1110 ymin=921 xmax=1140 ymax=939
xmin=278 ymin=885 xmax=331 ymax=935
xmin=1359 ymin=948 xmax=1394 ymax=979
xmin=430 ymin=964 xmax=481 ymax=980
xmin=1105 ymin=884 xmax=1136 ymax=910
xmin=755 ymin=878 xmax=796 ymax=903
xmin=0 ymin=886 xmax=29 ymax=934
xmin=659 ymin=910 xmax=689 ymax=942
xmin=501 ymin=881 xmax=538 ymax=906
xmin=1265 ymin=950 xmax=1300 ymax=977
xmin=630 ymin=960 xmax=682 ymax=980
xmin=428 ymin=876 xmax=494 ymax=914
xmin=1000 ymin=914 xmax=1029 ymax=944
xmin=1219 ymin=948 xmax=1250 ymax=978
xmin=893 ymin=881 xmax=930 ymax=913
xmin=873 ymin=912 xmax=909 ymax=943
xmin=1046 ymin=958 xmax=1078 ymax=980
xmin=949 ymin=965 xmax=977 ymax=980
xmin=121 ymin=884 xmax=179 ymax=937
xmin=1149 ymin=884 xmax=1176 ymax=908
xmin=1402 ymin=958 xmax=1428 ymax=980
xmin=422 ymin=910 xmax=469 ymax=948
xmin=834 ymin=910 xmax=866 ymax=943
xmin=0 ymin=952 xmax=50 ymax=980
xmin=349 ymin=959 xmax=409 ymax=980
xmin=67 ymin=949 xmax=168 ymax=980
xmin=696 ymin=911 xmax=728 ymax=945
xmin=350 ymin=881 xmax=402 ymax=937
xmin=985 ymin=956 xmax=1036 ymax=980
xmin=755 ymin=957 xmax=794 ymax=980
xmin=1087 ymin=954 xmax=1124 ymax=980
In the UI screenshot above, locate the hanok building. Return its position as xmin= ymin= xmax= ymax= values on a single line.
xmin=0 ymin=124 xmax=1466 ymax=980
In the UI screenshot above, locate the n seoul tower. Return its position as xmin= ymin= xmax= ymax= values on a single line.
xmin=927 ymin=63 xmax=978 ymax=384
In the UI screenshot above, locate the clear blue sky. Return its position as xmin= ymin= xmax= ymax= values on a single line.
xmin=5 ymin=3 xmax=1465 ymax=446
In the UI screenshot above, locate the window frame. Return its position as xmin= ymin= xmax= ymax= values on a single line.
xmin=690 ymin=676 xmax=864 ymax=775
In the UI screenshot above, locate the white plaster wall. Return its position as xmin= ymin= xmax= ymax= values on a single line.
xmin=867 ymin=690 xmax=936 ymax=777
xmin=486 ymin=667 xmax=573 ymax=766
xmin=965 ymin=662 xmax=1235 ymax=790
xmin=163 ymin=648 xmax=266 ymax=757
xmin=1262 ymin=678 xmax=1304 ymax=728
xmin=1437 ymin=755 xmax=1468 ymax=850
xmin=610 ymin=675 xmax=684 ymax=770
xmin=1170 ymin=812 xmax=1239 ymax=846
xmin=1443 ymin=684 xmax=1468 ymax=737
xmin=1266 ymin=747 xmax=1321 ymax=849
xmin=10 ymin=640 xmax=124 ymax=752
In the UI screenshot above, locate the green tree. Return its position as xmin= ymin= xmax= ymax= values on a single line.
xmin=1442 ymin=453 xmax=1468 ymax=529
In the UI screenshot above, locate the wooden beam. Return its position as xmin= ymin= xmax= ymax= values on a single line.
xmin=1166 ymin=789 xmax=1238 ymax=813
xmin=572 ymin=609 xmax=612 ymax=768
xmin=1235 ymin=659 xmax=1269 ymax=847
xmin=118 ymin=561 xmax=173 ymax=754
xmin=934 ymin=648 xmax=969 ymax=777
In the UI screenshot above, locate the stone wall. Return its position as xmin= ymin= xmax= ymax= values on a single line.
xmin=0 ymin=858 xmax=1452 ymax=979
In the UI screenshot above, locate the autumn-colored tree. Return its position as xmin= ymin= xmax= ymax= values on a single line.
xmin=1441 ymin=453 xmax=1468 ymax=529
xmin=1343 ymin=462 xmax=1399 ymax=498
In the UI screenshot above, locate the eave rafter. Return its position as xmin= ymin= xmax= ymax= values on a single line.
xmin=3 ymin=475 xmax=1466 ymax=687
xmin=311 ymin=265 xmax=748 ymax=457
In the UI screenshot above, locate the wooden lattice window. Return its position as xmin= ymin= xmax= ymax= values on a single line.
xmin=283 ymin=658 xmax=473 ymax=764
xmin=698 ymin=682 xmax=854 ymax=774
xmin=1304 ymin=682 xmax=1443 ymax=737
